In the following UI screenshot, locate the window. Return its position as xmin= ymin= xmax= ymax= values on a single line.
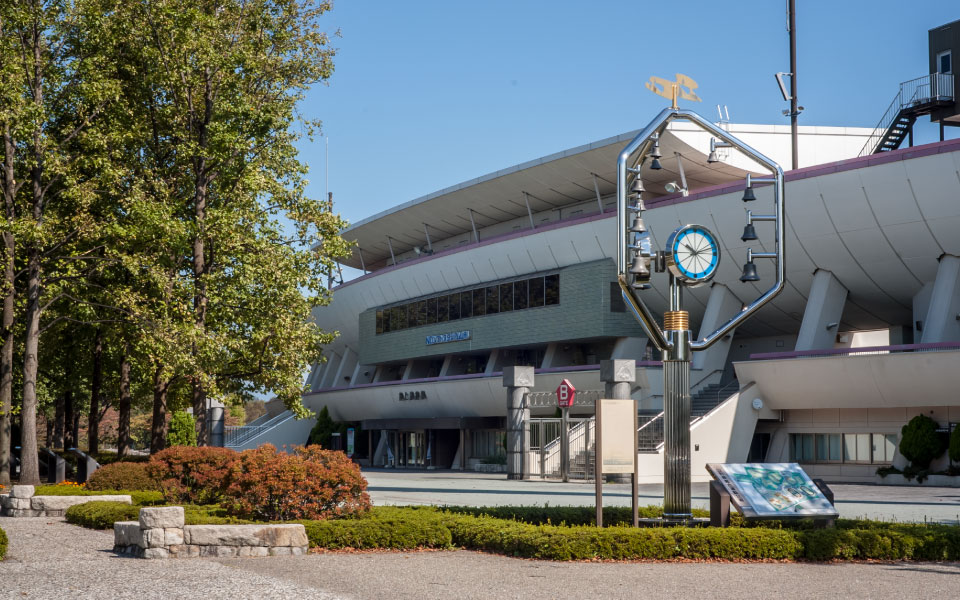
xmin=448 ymin=293 xmax=460 ymax=320
xmin=472 ymin=288 xmax=485 ymax=316
xmin=485 ymin=286 xmax=499 ymax=314
xmin=499 ymin=282 xmax=513 ymax=312
xmin=529 ymin=277 xmax=545 ymax=307
xmin=791 ymin=433 xmax=896 ymax=464
xmin=545 ymin=274 xmax=560 ymax=305
xmin=938 ymin=50 xmax=952 ymax=74
xmin=514 ymin=279 xmax=528 ymax=310
xmin=436 ymin=296 xmax=448 ymax=323
xmin=610 ymin=281 xmax=625 ymax=312
xmin=373 ymin=273 xmax=561 ymax=334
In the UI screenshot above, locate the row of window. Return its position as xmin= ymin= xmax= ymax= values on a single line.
xmin=791 ymin=433 xmax=897 ymax=465
xmin=375 ymin=274 xmax=560 ymax=335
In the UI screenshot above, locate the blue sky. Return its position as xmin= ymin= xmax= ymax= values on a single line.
xmin=299 ymin=1 xmax=958 ymax=232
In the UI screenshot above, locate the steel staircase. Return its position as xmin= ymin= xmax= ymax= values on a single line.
xmin=859 ymin=73 xmax=954 ymax=157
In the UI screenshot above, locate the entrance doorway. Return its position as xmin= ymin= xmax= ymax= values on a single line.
xmin=399 ymin=431 xmax=426 ymax=467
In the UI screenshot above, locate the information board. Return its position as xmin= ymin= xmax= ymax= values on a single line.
xmin=706 ymin=463 xmax=838 ymax=519
xmin=598 ymin=399 xmax=636 ymax=474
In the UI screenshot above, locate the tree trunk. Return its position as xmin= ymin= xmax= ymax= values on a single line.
xmin=117 ymin=351 xmax=131 ymax=457
xmin=150 ymin=364 xmax=168 ymax=454
xmin=20 ymin=250 xmax=42 ymax=484
xmin=64 ymin=386 xmax=74 ymax=449
xmin=88 ymin=329 xmax=102 ymax=454
xmin=54 ymin=392 xmax=64 ymax=449
xmin=1 ymin=120 xmax=18 ymax=486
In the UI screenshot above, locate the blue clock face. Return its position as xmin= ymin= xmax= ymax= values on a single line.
xmin=667 ymin=225 xmax=720 ymax=284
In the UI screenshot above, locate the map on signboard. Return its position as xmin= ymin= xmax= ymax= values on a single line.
xmin=706 ymin=463 xmax=838 ymax=519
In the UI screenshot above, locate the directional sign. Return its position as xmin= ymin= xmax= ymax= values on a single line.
xmin=556 ymin=379 xmax=576 ymax=408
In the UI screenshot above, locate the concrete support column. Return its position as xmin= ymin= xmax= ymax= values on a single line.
xmin=503 ymin=366 xmax=534 ymax=481
xmin=208 ymin=399 xmax=225 ymax=447
xmin=795 ymin=270 xmax=848 ymax=351
xmin=610 ymin=337 xmax=648 ymax=360
xmin=601 ymin=359 xmax=636 ymax=400
xmin=333 ymin=347 xmax=358 ymax=388
xmin=318 ymin=351 xmax=343 ymax=390
xmin=921 ymin=254 xmax=960 ymax=343
xmin=692 ymin=284 xmax=741 ymax=376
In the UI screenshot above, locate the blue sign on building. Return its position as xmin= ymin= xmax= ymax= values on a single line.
xmin=425 ymin=330 xmax=471 ymax=345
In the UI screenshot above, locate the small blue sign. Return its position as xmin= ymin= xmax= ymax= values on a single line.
xmin=425 ymin=330 xmax=471 ymax=345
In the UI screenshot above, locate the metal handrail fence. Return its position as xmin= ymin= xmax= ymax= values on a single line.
xmin=224 ymin=411 xmax=293 ymax=447
xmin=858 ymin=73 xmax=954 ymax=157
xmin=750 ymin=341 xmax=960 ymax=361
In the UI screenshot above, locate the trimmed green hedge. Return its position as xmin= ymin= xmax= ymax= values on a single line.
xmin=0 ymin=525 xmax=7 ymax=560
xmin=63 ymin=502 xmax=960 ymax=562
xmin=443 ymin=504 xmax=709 ymax=526
xmin=34 ymin=486 xmax=164 ymax=506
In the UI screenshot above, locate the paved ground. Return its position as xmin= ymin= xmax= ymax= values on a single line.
xmin=3 ymin=516 xmax=960 ymax=599
xmin=362 ymin=469 xmax=960 ymax=523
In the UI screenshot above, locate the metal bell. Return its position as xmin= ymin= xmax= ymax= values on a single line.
xmin=630 ymin=178 xmax=645 ymax=194
xmin=740 ymin=260 xmax=760 ymax=282
xmin=649 ymin=157 xmax=662 ymax=170
xmin=741 ymin=223 xmax=757 ymax=241
xmin=648 ymin=141 xmax=662 ymax=160
xmin=630 ymin=216 xmax=647 ymax=233
xmin=629 ymin=255 xmax=651 ymax=277
xmin=742 ymin=185 xmax=756 ymax=202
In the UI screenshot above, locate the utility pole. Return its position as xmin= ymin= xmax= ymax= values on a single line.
xmin=789 ymin=0 xmax=798 ymax=170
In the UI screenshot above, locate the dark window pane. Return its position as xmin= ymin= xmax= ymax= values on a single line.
xmin=437 ymin=296 xmax=449 ymax=322
xmin=461 ymin=291 xmax=473 ymax=318
xmin=426 ymin=297 xmax=437 ymax=324
xmin=609 ymin=281 xmax=625 ymax=312
xmin=388 ymin=307 xmax=398 ymax=331
xmin=486 ymin=286 xmax=499 ymax=314
xmin=545 ymin=274 xmax=559 ymax=305
xmin=407 ymin=304 xmax=418 ymax=327
xmin=418 ymin=300 xmax=428 ymax=326
xmin=399 ymin=305 xmax=408 ymax=329
xmin=529 ymin=277 xmax=545 ymax=307
xmin=449 ymin=294 xmax=460 ymax=320
xmin=499 ymin=283 xmax=513 ymax=312
xmin=514 ymin=279 xmax=528 ymax=310
xmin=376 ymin=310 xmax=384 ymax=335
xmin=473 ymin=288 xmax=486 ymax=316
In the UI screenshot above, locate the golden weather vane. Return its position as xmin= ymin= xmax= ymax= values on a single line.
xmin=645 ymin=73 xmax=702 ymax=109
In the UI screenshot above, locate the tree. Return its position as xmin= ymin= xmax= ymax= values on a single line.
xmin=899 ymin=414 xmax=945 ymax=469
xmin=166 ymin=411 xmax=197 ymax=447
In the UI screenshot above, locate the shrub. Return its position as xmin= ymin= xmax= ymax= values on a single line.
xmin=301 ymin=507 xmax=452 ymax=549
xmin=950 ymin=425 xmax=960 ymax=465
xmin=166 ymin=411 xmax=197 ymax=447
xmin=221 ymin=444 xmax=371 ymax=521
xmin=87 ymin=462 xmax=161 ymax=492
xmin=444 ymin=505 xmax=709 ymax=526
xmin=147 ymin=446 xmax=238 ymax=504
xmin=33 ymin=485 xmax=164 ymax=505
xmin=307 ymin=406 xmax=346 ymax=447
xmin=65 ymin=501 xmax=141 ymax=529
xmin=0 ymin=526 xmax=7 ymax=560
xmin=899 ymin=415 xmax=945 ymax=469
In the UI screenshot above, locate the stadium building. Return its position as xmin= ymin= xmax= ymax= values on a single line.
xmin=228 ymin=22 xmax=960 ymax=484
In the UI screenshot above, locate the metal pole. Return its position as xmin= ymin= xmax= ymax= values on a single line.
xmin=522 ymin=192 xmax=536 ymax=230
xmin=595 ymin=399 xmax=603 ymax=528
xmin=592 ymin=174 xmax=604 ymax=213
xmin=663 ymin=276 xmax=692 ymax=519
xmin=789 ymin=0 xmax=798 ymax=170
xmin=561 ymin=407 xmax=569 ymax=483
xmin=468 ymin=209 xmax=479 ymax=243
xmin=423 ymin=223 xmax=433 ymax=252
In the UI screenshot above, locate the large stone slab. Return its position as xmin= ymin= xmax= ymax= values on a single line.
xmin=12 ymin=485 xmax=34 ymax=499
xmin=114 ymin=521 xmax=143 ymax=547
xmin=184 ymin=524 xmax=308 ymax=547
xmin=139 ymin=506 xmax=184 ymax=529
xmin=31 ymin=495 xmax=132 ymax=511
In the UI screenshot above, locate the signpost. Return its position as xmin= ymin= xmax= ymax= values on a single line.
xmin=346 ymin=428 xmax=355 ymax=458
xmin=556 ymin=379 xmax=575 ymax=481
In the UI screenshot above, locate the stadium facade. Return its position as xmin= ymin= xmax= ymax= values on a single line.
xmin=229 ymin=23 xmax=960 ymax=484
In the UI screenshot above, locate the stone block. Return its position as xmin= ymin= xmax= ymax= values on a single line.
xmin=32 ymin=495 xmax=132 ymax=511
xmin=237 ymin=546 xmax=270 ymax=557
xmin=290 ymin=546 xmax=307 ymax=556
xmin=169 ymin=544 xmax=200 ymax=558
xmin=114 ymin=522 xmax=143 ymax=547
xmin=8 ymin=497 xmax=31 ymax=510
xmin=7 ymin=509 xmax=40 ymax=517
xmin=164 ymin=527 xmax=184 ymax=546
xmin=269 ymin=546 xmax=292 ymax=556
xmin=502 ymin=366 xmax=534 ymax=388
xmin=139 ymin=506 xmax=184 ymax=529
xmin=12 ymin=485 xmax=34 ymax=499
xmin=142 ymin=527 xmax=166 ymax=549
xmin=600 ymin=359 xmax=636 ymax=383
xmin=142 ymin=548 xmax=169 ymax=559
xmin=215 ymin=546 xmax=238 ymax=558
xmin=184 ymin=524 xmax=307 ymax=547
xmin=199 ymin=545 xmax=220 ymax=558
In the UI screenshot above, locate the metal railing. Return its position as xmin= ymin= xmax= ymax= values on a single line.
xmin=529 ymin=417 xmax=594 ymax=480
xmin=750 ymin=341 xmax=960 ymax=361
xmin=224 ymin=411 xmax=293 ymax=447
xmin=859 ymin=73 xmax=954 ymax=157
xmin=692 ymin=380 xmax=740 ymax=416
xmin=637 ymin=411 xmax=664 ymax=453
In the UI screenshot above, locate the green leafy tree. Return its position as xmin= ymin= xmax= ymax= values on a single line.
xmin=167 ymin=411 xmax=197 ymax=447
xmin=899 ymin=414 xmax=945 ymax=469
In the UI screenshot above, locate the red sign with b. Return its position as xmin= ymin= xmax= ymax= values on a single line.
xmin=556 ymin=379 xmax=576 ymax=408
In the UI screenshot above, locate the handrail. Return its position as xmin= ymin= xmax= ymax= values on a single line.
xmin=224 ymin=411 xmax=294 ymax=447
xmin=750 ymin=341 xmax=960 ymax=361
xmin=859 ymin=73 xmax=954 ymax=157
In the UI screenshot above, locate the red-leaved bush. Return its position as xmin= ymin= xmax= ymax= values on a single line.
xmin=221 ymin=444 xmax=371 ymax=521
xmin=87 ymin=461 xmax=161 ymax=491
xmin=146 ymin=446 xmax=238 ymax=504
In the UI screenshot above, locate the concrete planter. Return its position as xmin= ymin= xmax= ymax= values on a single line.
xmin=0 ymin=485 xmax=132 ymax=517
xmin=874 ymin=474 xmax=960 ymax=487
